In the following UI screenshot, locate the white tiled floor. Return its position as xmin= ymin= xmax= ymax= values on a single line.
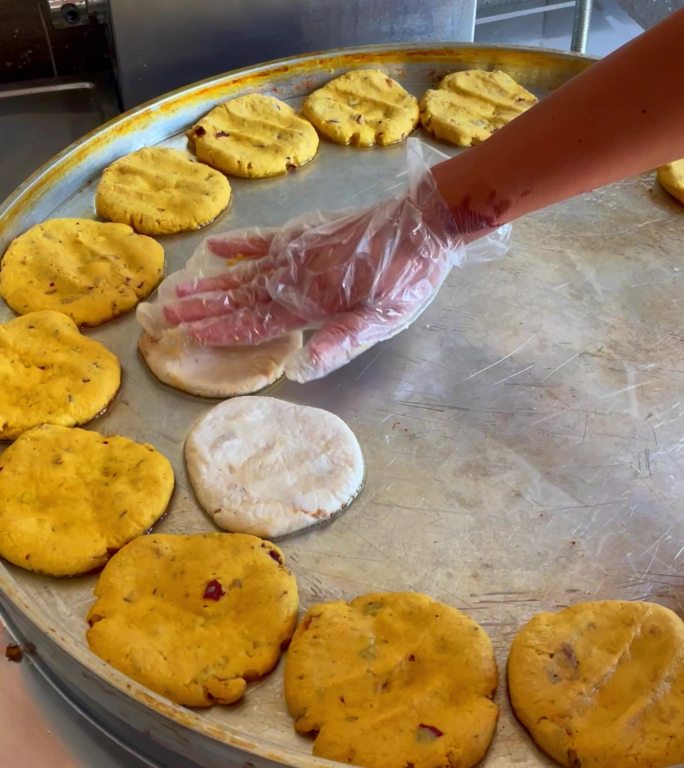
xmin=475 ymin=0 xmax=644 ymax=56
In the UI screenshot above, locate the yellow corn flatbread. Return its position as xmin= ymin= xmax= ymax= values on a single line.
xmin=0 ymin=424 xmax=174 ymax=576
xmin=87 ymin=532 xmax=298 ymax=707
xmin=303 ymin=69 xmax=419 ymax=147
xmin=285 ymin=591 xmax=498 ymax=768
xmin=0 ymin=311 xmax=121 ymax=441
xmin=0 ymin=218 xmax=164 ymax=326
xmin=96 ymin=148 xmax=232 ymax=235
xmin=508 ymin=600 xmax=684 ymax=768
xmin=657 ymin=159 xmax=684 ymax=205
xmin=187 ymin=94 xmax=319 ymax=179
xmin=420 ymin=69 xmax=537 ymax=147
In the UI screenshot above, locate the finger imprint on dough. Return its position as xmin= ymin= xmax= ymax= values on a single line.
xmin=187 ymin=94 xmax=319 ymax=179
xmin=0 ymin=219 xmax=164 ymax=326
xmin=508 ymin=599 xmax=684 ymax=768
xmin=95 ymin=148 xmax=232 ymax=235
xmin=284 ymin=591 xmax=499 ymax=768
xmin=0 ymin=424 xmax=174 ymax=576
xmin=0 ymin=311 xmax=121 ymax=441
xmin=303 ymin=69 xmax=419 ymax=147
xmin=86 ymin=532 xmax=298 ymax=707
xmin=419 ymin=69 xmax=537 ymax=148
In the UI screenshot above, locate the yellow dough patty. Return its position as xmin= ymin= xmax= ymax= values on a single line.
xmin=187 ymin=94 xmax=319 ymax=179
xmin=95 ymin=148 xmax=232 ymax=235
xmin=285 ymin=592 xmax=498 ymax=768
xmin=508 ymin=600 xmax=684 ymax=768
xmin=657 ymin=159 xmax=684 ymax=205
xmin=0 ymin=425 xmax=174 ymax=576
xmin=87 ymin=532 xmax=298 ymax=707
xmin=420 ymin=69 xmax=537 ymax=147
xmin=0 ymin=311 xmax=121 ymax=441
xmin=302 ymin=69 xmax=419 ymax=147
xmin=0 ymin=218 xmax=164 ymax=326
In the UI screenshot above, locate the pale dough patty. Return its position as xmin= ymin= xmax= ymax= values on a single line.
xmin=420 ymin=69 xmax=537 ymax=147
xmin=303 ymin=69 xmax=419 ymax=147
xmin=0 ymin=218 xmax=164 ymax=326
xmin=185 ymin=396 xmax=364 ymax=538
xmin=0 ymin=424 xmax=173 ymax=576
xmin=508 ymin=600 xmax=684 ymax=768
xmin=87 ymin=532 xmax=298 ymax=707
xmin=95 ymin=148 xmax=232 ymax=235
xmin=187 ymin=94 xmax=319 ymax=178
xmin=138 ymin=329 xmax=302 ymax=398
xmin=0 ymin=311 xmax=121 ymax=441
xmin=657 ymin=159 xmax=684 ymax=205
xmin=285 ymin=591 xmax=499 ymax=768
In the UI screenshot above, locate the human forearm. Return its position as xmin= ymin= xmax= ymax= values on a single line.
xmin=432 ymin=9 xmax=684 ymax=240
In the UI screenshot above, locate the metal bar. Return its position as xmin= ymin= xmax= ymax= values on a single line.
xmin=475 ymin=1 xmax=576 ymax=26
xmin=571 ymin=0 xmax=593 ymax=53
xmin=0 ymin=82 xmax=95 ymax=100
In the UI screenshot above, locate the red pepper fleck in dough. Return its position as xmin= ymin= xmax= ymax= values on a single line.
xmin=418 ymin=723 xmax=444 ymax=739
xmin=203 ymin=579 xmax=226 ymax=601
xmin=268 ymin=549 xmax=283 ymax=565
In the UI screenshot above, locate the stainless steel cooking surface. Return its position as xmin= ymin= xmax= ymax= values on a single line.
xmin=0 ymin=43 xmax=683 ymax=768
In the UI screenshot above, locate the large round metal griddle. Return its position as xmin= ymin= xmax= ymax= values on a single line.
xmin=1 ymin=43 xmax=683 ymax=768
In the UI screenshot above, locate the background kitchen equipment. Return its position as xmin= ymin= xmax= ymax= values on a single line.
xmin=106 ymin=0 xmax=479 ymax=107
xmin=1 ymin=0 xmax=660 ymax=108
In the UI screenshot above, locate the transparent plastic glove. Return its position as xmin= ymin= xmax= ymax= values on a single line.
xmin=137 ymin=138 xmax=510 ymax=382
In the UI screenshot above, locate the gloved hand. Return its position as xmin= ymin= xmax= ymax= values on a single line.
xmin=137 ymin=139 xmax=510 ymax=382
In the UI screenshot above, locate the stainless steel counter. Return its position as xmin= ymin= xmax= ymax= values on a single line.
xmin=1 ymin=621 xmax=153 ymax=768
xmin=0 ymin=76 xmax=120 ymax=204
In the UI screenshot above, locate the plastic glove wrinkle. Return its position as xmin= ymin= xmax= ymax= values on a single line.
xmin=137 ymin=137 xmax=511 ymax=380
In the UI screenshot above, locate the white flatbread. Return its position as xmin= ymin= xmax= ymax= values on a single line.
xmin=138 ymin=330 xmax=303 ymax=397
xmin=185 ymin=397 xmax=364 ymax=538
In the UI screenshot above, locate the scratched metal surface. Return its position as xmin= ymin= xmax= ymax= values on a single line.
xmin=1 ymin=44 xmax=683 ymax=767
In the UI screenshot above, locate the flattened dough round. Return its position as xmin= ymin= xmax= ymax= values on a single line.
xmin=185 ymin=396 xmax=364 ymax=538
xmin=87 ymin=532 xmax=298 ymax=707
xmin=0 ymin=424 xmax=174 ymax=576
xmin=302 ymin=69 xmax=419 ymax=147
xmin=508 ymin=600 xmax=684 ymax=768
xmin=420 ymin=69 xmax=537 ymax=147
xmin=0 ymin=311 xmax=121 ymax=441
xmin=0 ymin=218 xmax=164 ymax=326
xmin=95 ymin=148 xmax=232 ymax=235
xmin=657 ymin=159 xmax=684 ymax=205
xmin=187 ymin=94 xmax=319 ymax=178
xmin=285 ymin=592 xmax=499 ymax=768
xmin=138 ymin=329 xmax=302 ymax=397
